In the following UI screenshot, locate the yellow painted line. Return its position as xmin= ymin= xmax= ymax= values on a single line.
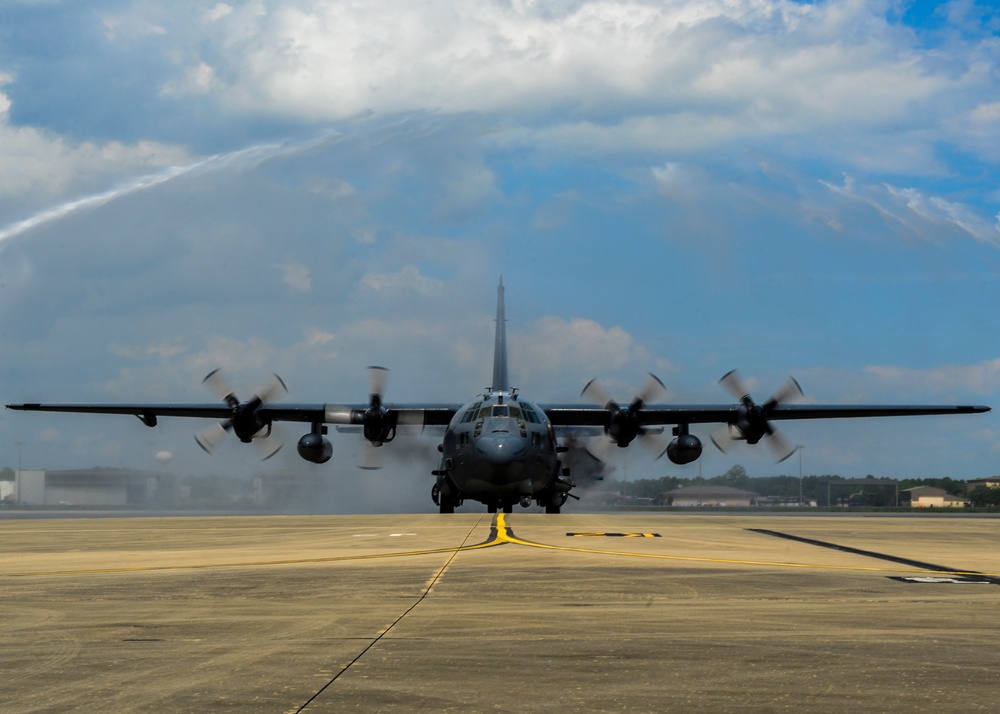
xmin=494 ymin=513 xmax=1000 ymax=579
xmin=0 ymin=526 xmax=505 ymax=577
xmin=4 ymin=513 xmax=995 ymax=581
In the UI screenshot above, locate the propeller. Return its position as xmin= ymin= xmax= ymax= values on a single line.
xmin=359 ymin=365 xmax=392 ymax=470
xmin=581 ymin=373 xmax=670 ymax=460
xmin=710 ymin=369 xmax=802 ymax=462
xmin=195 ymin=369 xmax=287 ymax=461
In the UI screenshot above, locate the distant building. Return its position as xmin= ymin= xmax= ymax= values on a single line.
xmin=967 ymin=476 xmax=1000 ymax=490
xmin=14 ymin=468 xmax=177 ymax=507
xmin=900 ymin=485 xmax=967 ymax=508
xmin=662 ymin=484 xmax=758 ymax=507
xmin=252 ymin=470 xmax=334 ymax=508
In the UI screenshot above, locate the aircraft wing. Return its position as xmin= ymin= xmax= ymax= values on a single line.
xmin=11 ymin=401 xmax=984 ymax=428
xmin=543 ymin=401 xmax=989 ymax=463
xmin=5 ymin=402 xmax=460 ymax=427
xmin=6 ymin=403 xmax=240 ymax=424
xmin=543 ymin=403 xmax=989 ymax=426
xmin=731 ymin=404 xmax=991 ymax=421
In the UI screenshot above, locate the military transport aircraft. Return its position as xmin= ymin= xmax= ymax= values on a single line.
xmin=6 ymin=279 xmax=990 ymax=513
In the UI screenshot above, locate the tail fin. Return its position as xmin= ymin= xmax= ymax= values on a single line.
xmin=491 ymin=277 xmax=509 ymax=392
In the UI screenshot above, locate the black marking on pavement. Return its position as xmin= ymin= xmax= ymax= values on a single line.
xmin=566 ymin=532 xmax=661 ymax=538
xmin=749 ymin=528 xmax=1000 ymax=586
xmin=888 ymin=576 xmax=991 ymax=585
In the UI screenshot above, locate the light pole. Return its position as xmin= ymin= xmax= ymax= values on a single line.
xmin=15 ymin=441 xmax=23 ymax=480
xmin=797 ymin=446 xmax=805 ymax=506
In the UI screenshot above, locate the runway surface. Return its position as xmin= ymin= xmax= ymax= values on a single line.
xmin=2 ymin=512 xmax=999 ymax=713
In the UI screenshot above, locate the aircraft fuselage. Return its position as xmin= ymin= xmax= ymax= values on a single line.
xmin=432 ymin=389 xmax=568 ymax=513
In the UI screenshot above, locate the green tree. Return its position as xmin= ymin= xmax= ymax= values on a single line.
xmin=968 ymin=486 xmax=1000 ymax=508
xmin=713 ymin=464 xmax=750 ymax=490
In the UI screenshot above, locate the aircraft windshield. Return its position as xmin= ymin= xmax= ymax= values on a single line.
xmin=475 ymin=405 xmax=525 ymax=419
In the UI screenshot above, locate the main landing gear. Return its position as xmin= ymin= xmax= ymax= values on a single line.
xmin=432 ymin=482 xmax=460 ymax=514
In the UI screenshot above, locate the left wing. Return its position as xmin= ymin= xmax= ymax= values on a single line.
xmin=4 ymin=402 xmax=459 ymax=426
xmin=5 ymin=401 xmax=460 ymax=465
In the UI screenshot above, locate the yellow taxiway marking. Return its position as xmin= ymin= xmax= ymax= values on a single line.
xmin=493 ymin=513 xmax=999 ymax=580
xmin=1 ymin=512 xmax=995 ymax=581
xmin=0 ymin=516 xmax=503 ymax=577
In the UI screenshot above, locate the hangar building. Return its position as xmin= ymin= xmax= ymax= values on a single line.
xmin=13 ymin=469 xmax=178 ymax=507
xmin=662 ymin=484 xmax=758 ymax=507
xmin=900 ymin=485 xmax=968 ymax=508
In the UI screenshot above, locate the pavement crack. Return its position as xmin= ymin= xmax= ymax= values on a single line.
xmin=293 ymin=513 xmax=489 ymax=712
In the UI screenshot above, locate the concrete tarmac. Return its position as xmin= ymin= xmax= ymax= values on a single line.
xmin=2 ymin=512 xmax=999 ymax=713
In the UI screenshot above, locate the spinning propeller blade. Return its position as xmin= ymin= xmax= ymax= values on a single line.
xmin=712 ymin=369 xmax=802 ymax=462
xmin=581 ymin=373 xmax=669 ymax=458
xmin=195 ymin=369 xmax=288 ymax=458
xmin=359 ymin=365 xmax=391 ymax=469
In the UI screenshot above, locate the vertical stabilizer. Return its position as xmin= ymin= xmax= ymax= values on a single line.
xmin=492 ymin=277 xmax=509 ymax=392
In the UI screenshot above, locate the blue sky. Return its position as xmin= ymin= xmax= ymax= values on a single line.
xmin=1 ymin=0 xmax=999 ymax=499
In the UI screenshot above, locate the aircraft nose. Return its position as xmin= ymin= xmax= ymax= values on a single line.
xmin=475 ymin=433 xmax=527 ymax=465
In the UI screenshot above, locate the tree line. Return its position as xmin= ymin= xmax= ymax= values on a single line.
xmin=610 ymin=465 xmax=1000 ymax=507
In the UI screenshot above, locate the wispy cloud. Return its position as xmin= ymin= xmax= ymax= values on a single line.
xmin=0 ymin=132 xmax=335 ymax=246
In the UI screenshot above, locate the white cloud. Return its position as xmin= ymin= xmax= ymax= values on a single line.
xmin=102 ymin=14 xmax=167 ymax=41
xmin=128 ymin=0 xmax=987 ymax=164
xmin=361 ymin=265 xmax=444 ymax=296
xmin=0 ymin=132 xmax=332 ymax=245
xmin=820 ymin=176 xmax=1000 ymax=246
xmin=947 ymin=97 xmax=1000 ymax=163
xmin=651 ymin=161 xmax=709 ymax=202
xmin=187 ymin=336 xmax=284 ymax=376
xmin=0 ymin=76 xmax=191 ymax=203
xmin=0 ymin=77 xmax=11 ymax=116
xmin=970 ymin=101 xmax=1000 ymax=123
xmin=108 ymin=342 xmax=188 ymax=361
xmin=863 ymin=360 xmax=1000 ymax=399
xmin=37 ymin=428 xmax=60 ymax=444
xmin=510 ymin=316 xmax=675 ymax=398
xmin=206 ymin=3 xmax=234 ymax=23
xmin=791 ymin=359 xmax=1000 ymax=406
xmin=160 ymin=61 xmax=222 ymax=97
xmin=276 ymin=261 xmax=312 ymax=292
xmin=301 ymin=328 xmax=335 ymax=348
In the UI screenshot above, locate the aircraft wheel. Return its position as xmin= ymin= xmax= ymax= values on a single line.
xmin=545 ymin=505 xmax=561 ymax=514
xmin=502 ymin=504 xmax=513 ymax=514
xmin=487 ymin=504 xmax=497 ymax=513
xmin=440 ymin=502 xmax=455 ymax=514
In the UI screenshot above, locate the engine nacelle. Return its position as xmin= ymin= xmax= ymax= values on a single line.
xmin=666 ymin=433 xmax=702 ymax=465
xmin=297 ymin=433 xmax=333 ymax=464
